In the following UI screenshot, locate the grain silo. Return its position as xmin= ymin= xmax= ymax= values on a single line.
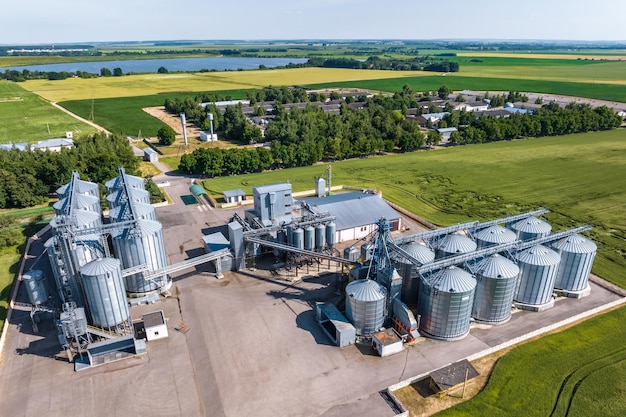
xmin=345 ymin=279 xmax=387 ymax=336
xmin=551 ymin=234 xmax=597 ymax=292
xmin=53 ymin=193 xmax=101 ymax=216
xmin=109 ymin=202 xmax=156 ymax=222
xmin=22 ymin=270 xmax=49 ymax=306
xmin=304 ymin=226 xmax=315 ymax=251
xmin=112 ymin=219 xmax=168 ymax=295
xmin=326 ymin=221 xmax=337 ymax=249
xmin=474 ymin=225 xmax=517 ymax=249
xmin=69 ymin=208 xmax=102 ymax=231
xmin=80 ymin=258 xmax=130 ymax=329
xmin=509 ymin=216 xmax=551 ymax=241
xmin=514 ymin=245 xmax=561 ymax=308
xmin=315 ymin=223 xmax=326 ymax=250
xmin=418 ymin=266 xmax=476 ymax=341
xmin=57 ymin=179 xmax=99 ymax=200
xmin=436 ymin=233 xmax=477 ymax=259
xmin=472 ymin=254 xmax=520 ymax=324
xmin=293 ymin=228 xmax=304 ymax=250
xmin=106 ymin=188 xmax=150 ymax=210
xmin=105 ymin=173 xmax=145 ymax=194
xmin=392 ymin=242 xmax=435 ymax=306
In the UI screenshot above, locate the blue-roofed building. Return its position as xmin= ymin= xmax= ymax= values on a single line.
xmin=301 ymin=192 xmax=401 ymax=242
xmin=31 ymin=138 xmax=74 ymax=152
xmin=0 ymin=142 xmax=28 ymax=151
xmin=223 ymin=189 xmax=246 ymax=204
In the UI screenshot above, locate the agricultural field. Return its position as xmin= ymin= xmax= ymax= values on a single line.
xmin=0 ymin=80 xmax=97 ymax=143
xmin=201 ymin=130 xmax=626 ymax=289
xmin=433 ymin=304 xmax=626 ymax=417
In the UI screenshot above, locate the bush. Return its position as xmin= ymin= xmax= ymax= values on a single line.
xmin=157 ymin=126 xmax=177 ymax=146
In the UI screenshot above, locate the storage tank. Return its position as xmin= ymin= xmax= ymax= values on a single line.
xmin=22 ymin=270 xmax=48 ymax=306
xmin=74 ymin=233 xmax=106 ymax=268
xmin=105 ymin=174 xmax=145 ymax=194
xmin=509 ymin=216 xmax=552 ymax=241
xmin=474 ymin=225 xmax=517 ymax=249
xmin=293 ymin=228 xmax=304 ymax=250
xmin=59 ymin=306 xmax=88 ymax=338
xmin=514 ymin=245 xmax=561 ymax=306
xmin=392 ymin=242 xmax=435 ymax=306
xmin=326 ymin=222 xmax=337 ymax=249
xmin=345 ymin=279 xmax=386 ymax=336
xmin=304 ymin=226 xmax=315 ymax=251
xmin=344 ymin=246 xmax=358 ymax=262
xmin=109 ymin=202 xmax=156 ymax=222
xmin=552 ymin=234 xmax=597 ymax=292
xmin=472 ymin=254 xmax=520 ymax=324
xmin=80 ymin=258 xmax=130 ymax=328
xmin=106 ymin=188 xmax=150 ymax=209
xmin=418 ymin=266 xmax=476 ymax=341
xmin=112 ymin=219 xmax=168 ymax=294
xmin=70 ymin=208 xmax=102 ymax=230
xmin=53 ymin=194 xmax=100 ymax=216
xmin=57 ymin=180 xmax=99 ymax=199
xmin=315 ymin=223 xmax=326 ymax=250
xmin=436 ymin=233 xmax=477 ymax=259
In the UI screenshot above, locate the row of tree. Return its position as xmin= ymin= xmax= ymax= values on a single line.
xmin=306 ymin=56 xmax=460 ymax=72
xmin=0 ymin=133 xmax=146 ymax=209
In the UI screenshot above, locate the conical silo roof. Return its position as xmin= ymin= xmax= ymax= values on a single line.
xmin=397 ymin=242 xmax=435 ymax=264
xmin=438 ymin=234 xmax=477 ymax=254
xmin=109 ymin=202 xmax=154 ymax=221
xmin=56 ymin=183 xmax=69 ymax=196
xmin=53 ymin=198 xmax=69 ymax=213
xmin=552 ymin=234 xmax=597 ymax=254
xmin=112 ymin=219 xmax=162 ymax=238
xmin=80 ymin=257 xmax=120 ymax=276
xmin=429 ymin=266 xmax=476 ymax=293
xmin=474 ymin=225 xmax=517 ymax=244
xmin=476 ymin=254 xmax=519 ymax=279
xmin=516 ymin=245 xmax=561 ymax=266
xmin=105 ymin=174 xmax=145 ymax=191
xmin=346 ymin=279 xmax=386 ymax=302
xmin=511 ymin=216 xmax=552 ymax=234
xmin=72 ymin=208 xmax=101 ymax=227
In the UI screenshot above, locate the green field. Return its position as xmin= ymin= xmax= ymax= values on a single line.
xmin=0 ymin=253 xmax=20 ymax=332
xmin=0 ymin=80 xmax=97 ymax=143
xmin=434 ymin=305 xmax=626 ymax=417
xmin=201 ymin=130 xmax=626 ymax=288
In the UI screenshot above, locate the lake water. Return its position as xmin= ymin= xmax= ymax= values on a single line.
xmin=2 ymin=57 xmax=308 ymax=74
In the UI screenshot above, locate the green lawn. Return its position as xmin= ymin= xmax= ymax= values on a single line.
xmin=202 ymin=129 xmax=626 ymax=288
xmin=0 ymin=253 xmax=20 ymax=331
xmin=0 ymin=80 xmax=97 ymax=143
xmin=434 ymin=305 xmax=626 ymax=417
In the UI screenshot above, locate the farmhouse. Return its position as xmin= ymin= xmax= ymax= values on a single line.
xmin=31 ymin=138 xmax=74 ymax=152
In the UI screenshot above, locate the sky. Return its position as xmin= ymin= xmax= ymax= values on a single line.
xmin=1 ymin=0 xmax=625 ymax=45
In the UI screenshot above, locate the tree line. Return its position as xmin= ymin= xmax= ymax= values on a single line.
xmin=306 ymin=56 xmax=459 ymax=72
xmin=0 ymin=133 xmax=164 ymax=209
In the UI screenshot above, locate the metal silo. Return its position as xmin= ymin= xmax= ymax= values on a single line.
xmin=22 ymin=270 xmax=49 ymax=306
xmin=474 ymin=225 xmax=517 ymax=249
xmin=70 ymin=208 xmax=102 ymax=231
xmin=112 ymin=219 xmax=168 ymax=294
xmin=418 ymin=266 xmax=476 ymax=341
xmin=514 ymin=245 xmax=561 ymax=307
xmin=326 ymin=222 xmax=337 ymax=249
xmin=344 ymin=246 xmax=358 ymax=262
xmin=293 ymin=228 xmax=304 ymax=250
xmin=315 ymin=223 xmax=326 ymax=250
xmin=105 ymin=174 xmax=145 ymax=194
xmin=552 ymin=234 xmax=597 ymax=292
xmin=509 ymin=216 xmax=552 ymax=241
xmin=472 ymin=254 xmax=520 ymax=324
xmin=109 ymin=202 xmax=156 ymax=222
xmin=54 ymin=194 xmax=100 ymax=216
xmin=436 ymin=233 xmax=477 ymax=259
xmin=345 ymin=279 xmax=387 ymax=336
xmin=73 ymin=233 xmax=106 ymax=268
xmin=304 ymin=226 xmax=315 ymax=251
xmin=80 ymin=258 xmax=130 ymax=328
xmin=57 ymin=179 xmax=99 ymax=199
xmin=392 ymin=242 xmax=435 ymax=306
xmin=106 ymin=188 xmax=150 ymax=209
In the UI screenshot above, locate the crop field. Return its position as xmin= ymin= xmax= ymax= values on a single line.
xmin=19 ymin=68 xmax=426 ymax=102
xmin=0 ymin=81 xmax=97 ymax=143
xmin=434 ymin=305 xmax=626 ymax=417
xmin=456 ymin=51 xmax=626 ymax=60
xmin=201 ymin=130 xmax=626 ymax=288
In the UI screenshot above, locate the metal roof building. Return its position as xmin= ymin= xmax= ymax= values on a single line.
xmin=301 ymin=192 xmax=401 ymax=242
xmin=31 ymin=138 xmax=75 ymax=152
xmin=223 ymin=189 xmax=246 ymax=204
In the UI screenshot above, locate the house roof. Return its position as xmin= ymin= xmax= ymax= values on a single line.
xmin=31 ymin=138 xmax=74 ymax=149
xmin=223 ymin=189 xmax=246 ymax=199
xmin=301 ymin=192 xmax=400 ymax=231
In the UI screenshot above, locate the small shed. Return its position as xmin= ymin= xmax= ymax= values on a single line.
xmin=316 ymin=302 xmax=356 ymax=347
xmin=200 ymin=131 xmax=218 ymax=142
xmin=223 ymin=189 xmax=246 ymax=204
xmin=144 ymin=147 xmax=159 ymax=162
xmin=372 ymin=328 xmax=403 ymax=357
xmin=143 ymin=310 xmax=168 ymax=341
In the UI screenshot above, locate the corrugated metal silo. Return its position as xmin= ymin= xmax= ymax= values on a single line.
xmin=345 ymin=279 xmax=386 ymax=336
xmin=81 ymin=258 xmax=130 ymax=328
xmin=22 ymin=270 xmax=49 ymax=306
xmin=112 ymin=219 xmax=168 ymax=294
xmin=315 ymin=223 xmax=326 ymax=250
xmin=106 ymin=188 xmax=150 ymax=209
xmin=57 ymin=179 xmax=99 ymax=199
xmin=54 ymin=194 xmax=100 ymax=215
xmin=436 ymin=233 xmax=477 ymax=259
xmin=70 ymin=208 xmax=102 ymax=230
xmin=393 ymin=242 xmax=435 ymax=306
xmin=304 ymin=226 xmax=315 ymax=251
xmin=344 ymin=246 xmax=358 ymax=262
xmin=293 ymin=228 xmax=304 ymax=250
xmin=74 ymin=233 xmax=106 ymax=268
xmin=514 ymin=245 xmax=561 ymax=306
xmin=105 ymin=174 xmax=145 ymax=194
xmin=418 ymin=266 xmax=476 ymax=340
xmin=326 ymin=222 xmax=337 ymax=249
xmin=552 ymin=234 xmax=597 ymax=292
xmin=509 ymin=216 xmax=552 ymax=241
xmin=474 ymin=225 xmax=517 ymax=249
xmin=472 ymin=254 xmax=520 ymax=324
xmin=109 ymin=202 xmax=156 ymax=222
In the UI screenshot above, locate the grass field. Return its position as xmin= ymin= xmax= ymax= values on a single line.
xmin=434 ymin=305 xmax=626 ymax=417
xmin=19 ymin=68 xmax=427 ymax=102
xmin=200 ymin=130 xmax=626 ymax=288
xmin=0 ymin=80 xmax=97 ymax=143
xmin=0 ymin=253 xmax=20 ymax=332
